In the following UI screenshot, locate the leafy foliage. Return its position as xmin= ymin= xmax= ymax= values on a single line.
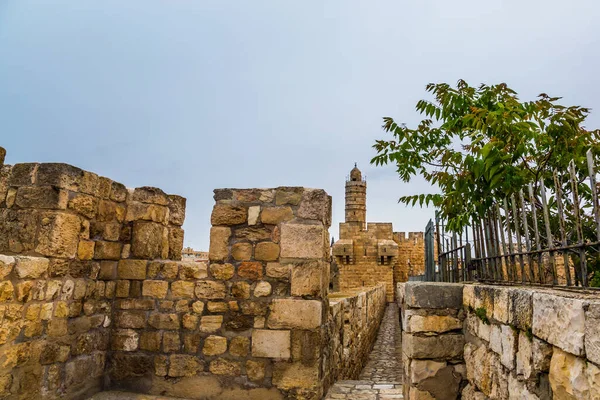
xmin=372 ymin=80 xmax=600 ymax=233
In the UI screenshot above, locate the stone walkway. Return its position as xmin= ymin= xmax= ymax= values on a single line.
xmin=324 ymin=304 xmax=404 ymax=399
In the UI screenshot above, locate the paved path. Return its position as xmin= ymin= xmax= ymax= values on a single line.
xmin=324 ymin=304 xmax=404 ymax=399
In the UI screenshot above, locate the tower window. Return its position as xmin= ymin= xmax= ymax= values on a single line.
xmin=380 ymin=256 xmax=385 ymax=264
xmin=345 ymin=256 xmax=350 ymax=264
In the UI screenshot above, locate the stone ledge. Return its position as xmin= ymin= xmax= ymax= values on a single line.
xmin=404 ymin=282 xmax=464 ymax=309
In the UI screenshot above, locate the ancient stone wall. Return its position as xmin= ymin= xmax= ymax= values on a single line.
xmin=393 ymin=231 xmax=425 ymax=279
xmin=338 ymin=263 xmax=394 ymax=303
xmin=397 ymin=282 xmax=466 ymax=400
xmin=462 ymin=284 xmax=600 ymax=399
xmin=326 ymin=285 xmax=386 ymax=385
xmin=0 ymin=154 xmax=186 ymax=399
xmin=398 ymin=281 xmax=600 ymax=399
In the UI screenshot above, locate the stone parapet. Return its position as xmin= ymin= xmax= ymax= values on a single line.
xmin=398 ymin=282 xmax=467 ymax=400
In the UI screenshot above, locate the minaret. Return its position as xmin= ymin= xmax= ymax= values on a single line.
xmin=345 ymin=163 xmax=366 ymax=229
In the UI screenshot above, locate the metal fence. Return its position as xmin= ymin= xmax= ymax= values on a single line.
xmin=423 ymin=149 xmax=600 ymax=289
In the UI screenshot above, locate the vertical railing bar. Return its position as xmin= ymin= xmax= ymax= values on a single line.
xmin=511 ymin=194 xmax=526 ymax=283
xmin=496 ymin=203 xmax=509 ymax=282
xmin=528 ymin=183 xmax=544 ymax=284
xmin=445 ymin=238 xmax=451 ymax=282
xmin=569 ymin=160 xmax=588 ymax=287
xmin=435 ymin=214 xmax=441 ymax=283
xmin=466 ymin=242 xmax=472 ymax=281
xmin=587 ymin=149 xmax=600 ymax=242
xmin=452 ymin=232 xmax=459 ymax=283
xmin=459 ymin=228 xmax=465 ymax=282
xmin=472 ymin=221 xmax=481 ymax=280
xmin=503 ymin=198 xmax=516 ymax=282
xmin=478 ymin=220 xmax=488 ymax=280
xmin=490 ymin=207 xmax=502 ymax=281
xmin=540 ymin=180 xmax=558 ymax=285
xmin=554 ymin=170 xmax=572 ymax=286
xmin=519 ymin=189 xmax=534 ymax=283
xmin=483 ymin=214 xmax=496 ymax=281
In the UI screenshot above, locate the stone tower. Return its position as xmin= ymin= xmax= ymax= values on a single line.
xmin=345 ymin=163 xmax=366 ymax=229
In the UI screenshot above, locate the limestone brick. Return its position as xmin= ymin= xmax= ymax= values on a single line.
xmin=267 ymin=299 xmax=322 ymax=329
xmin=280 ymin=223 xmax=325 ymax=259
xmin=252 ymin=329 xmax=291 ymax=359
xmin=261 ymin=206 xmax=293 ymax=225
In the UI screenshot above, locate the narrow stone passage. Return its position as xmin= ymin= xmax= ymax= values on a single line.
xmin=325 ymin=304 xmax=404 ymax=399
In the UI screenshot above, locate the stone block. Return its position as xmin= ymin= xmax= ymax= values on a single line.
xmin=252 ymin=329 xmax=291 ymax=359
xmin=94 ymin=241 xmax=122 ymax=260
xmin=232 ymin=242 xmax=253 ymax=261
xmin=125 ymin=201 xmax=168 ymax=223
xmin=229 ymin=336 xmax=250 ymax=357
xmin=280 ymin=223 xmax=325 ymax=259
xmin=492 ymin=287 xmax=509 ymax=324
xmin=14 ymin=256 xmax=49 ymax=279
xmin=272 ymin=361 xmax=319 ymax=390
xmin=117 ymin=259 xmax=147 ymax=280
xmin=115 ymin=310 xmax=146 ymax=329
xmin=140 ymin=331 xmax=162 ymax=351
xmin=131 ymin=221 xmax=166 ymax=259
xmin=195 ymin=280 xmax=226 ymax=299
xmin=290 ymin=261 xmax=325 ymax=297
xmin=179 ymin=261 xmax=208 ymax=280
xmin=200 ymin=315 xmax=223 ymax=333
xmin=246 ymin=359 xmax=266 ymax=382
xmin=171 ymin=281 xmax=195 ymax=298
xmin=254 ymin=281 xmax=272 ymax=297
xmin=508 ymin=288 xmax=532 ymax=330
xmin=266 ymin=262 xmax=290 ymax=279
xmin=167 ymin=194 xmax=186 ymax=225
xmin=15 ymin=186 xmax=68 ymax=209
xmin=203 ymin=335 xmax=228 ymax=356
xmin=532 ymin=337 xmax=553 ymax=373
xmin=132 ymin=186 xmax=169 ymax=205
xmin=238 ymin=262 xmax=263 ymax=280
xmin=231 ymin=281 xmax=251 ymax=299
xmin=112 ymin=329 xmax=139 ymax=351
xmin=211 ymin=204 xmax=247 ymax=225
xmin=404 ymin=282 xmax=463 ymax=309
xmin=209 ymin=358 xmax=241 ymax=376
xmin=549 ymin=347 xmax=592 ymax=399
xmin=297 ymin=189 xmax=331 ymax=225
xmin=404 ymin=311 xmax=462 ymax=334
xmin=163 ymin=331 xmax=181 ymax=352
xmin=142 ymin=280 xmax=169 ymax=298
xmin=169 ymin=227 xmax=184 ymax=260
xmin=585 ymin=302 xmax=600 ymax=365
xmin=68 ymin=193 xmax=98 ymax=219
xmin=210 ymin=263 xmax=234 ymax=280
xmin=169 ymin=354 xmax=203 ymax=377
xmin=275 ymin=187 xmax=303 ymax=206
xmin=148 ymin=313 xmax=179 ymax=330
xmin=402 ymin=332 xmax=464 ymax=359
xmin=267 ymin=299 xmax=322 ymax=329
xmin=532 ymin=292 xmax=585 ymax=356
xmin=260 ymin=206 xmax=293 ymax=225
xmin=36 ymin=212 xmax=80 ymax=258
xmin=516 ymin=331 xmax=533 ymax=379
xmin=248 ymin=206 xmax=260 ymax=225
xmin=255 ymin=242 xmax=280 ymax=261
xmin=0 ymin=255 xmax=14 ymax=279
xmin=209 ymin=227 xmax=231 ymax=261
xmin=77 ymin=240 xmax=95 ymax=260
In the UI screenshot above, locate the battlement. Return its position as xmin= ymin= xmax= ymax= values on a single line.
xmin=394 ymin=231 xmax=425 ymax=243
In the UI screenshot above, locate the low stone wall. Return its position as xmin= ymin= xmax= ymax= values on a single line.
xmin=398 ymin=281 xmax=600 ymax=399
xmin=463 ymin=284 xmax=600 ymax=399
xmin=398 ymin=282 xmax=466 ymax=400
xmin=326 ymin=284 xmax=386 ymax=385
xmin=338 ymin=263 xmax=394 ymax=302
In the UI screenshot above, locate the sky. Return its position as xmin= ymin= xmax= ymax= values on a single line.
xmin=1 ymin=0 xmax=599 ymax=250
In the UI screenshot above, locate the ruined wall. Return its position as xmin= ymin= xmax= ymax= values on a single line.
xmin=462 ymin=284 xmax=600 ymax=399
xmin=0 ymin=150 xmax=186 ymax=400
xmin=397 ymin=282 xmax=467 ymax=400
xmin=326 ymin=285 xmax=386 ymax=385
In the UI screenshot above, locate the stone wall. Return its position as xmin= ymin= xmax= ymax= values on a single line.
xmin=327 ymin=284 xmax=386 ymax=385
xmin=0 ymin=153 xmax=186 ymax=399
xmin=462 ymin=284 xmax=600 ymax=399
xmin=398 ymin=280 xmax=600 ymax=399
xmin=393 ymin=231 xmax=425 ymax=279
xmin=338 ymin=263 xmax=394 ymax=303
xmin=397 ymin=282 xmax=466 ymax=400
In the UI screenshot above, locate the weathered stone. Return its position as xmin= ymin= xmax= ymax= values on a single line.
xmin=169 ymin=227 xmax=184 ymax=260
xmin=195 ymin=280 xmax=226 ymax=299
xmin=404 ymin=311 xmax=462 ymax=334
xmin=211 ymin=204 xmax=247 ymax=225
xmin=171 ymin=281 xmax=195 ymax=298
xmin=68 ymin=193 xmax=98 ymax=219
xmin=246 ymin=359 xmax=266 ymax=382
xmin=533 ymin=292 xmax=585 ymax=356
xmin=231 ymin=242 xmax=253 ymax=261
xmin=139 ymin=331 xmax=162 ymax=351
xmin=229 ymin=336 xmax=250 ymax=357
xmin=209 ymin=226 xmax=231 ymax=261
xmin=488 ymin=324 xmax=517 ymax=370
xmin=261 ymin=206 xmax=294 ymax=225
xmin=549 ymin=347 xmax=591 ymax=399
xmin=14 ymin=256 xmax=49 ymax=279
xmin=148 ymin=313 xmax=179 ymax=330
xmin=125 ymin=201 xmax=168 ymax=223
xmin=297 ymin=189 xmax=331 ymax=225
xmin=0 ymin=255 xmax=14 ymax=279
xmin=268 ymin=299 xmax=322 ymax=329
xmin=210 ymin=263 xmax=234 ymax=280
xmin=238 ymin=262 xmax=263 ymax=280
xmin=94 ymin=240 xmax=122 ymax=260
xmin=203 ymin=335 xmax=228 ymax=356
xmin=508 ymin=288 xmax=532 ymax=330
xmin=461 ymin=384 xmax=487 ymax=400
xmin=97 ymin=200 xmax=125 ymax=222
xmin=200 ymin=315 xmax=223 ymax=333
xmin=235 ymin=226 xmax=272 ymax=242
xmin=131 ymin=221 xmax=165 ymax=259
xmin=77 ymin=240 xmax=95 ymax=260
xmin=275 ymin=187 xmax=303 ymax=206
xmin=36 ymin=212 xmax=80 ymax=258
xmin=585 ymin=302 xmax=600 ymax=365
xmin=272 ymin=362 xmax=319 ymax=390
xmin=532 ymin=337 xmax=553 ymax=373
xmin=231 ymin=281 xmax=251 ymax=299
xmin=179 ymin=261 xmax=208 ymax=280
xmin=240 ymin=300 xmax=268 ymax=316
xmin=207 ymin=301 xmax=229 ymax=313
xmin=117 ymin=259 xmax=147 ymax=280
xmin=290 ymin=261 xmax=325 ymax=296
xmin=16 ymin=186 xmax=68 ymax=209
xmin=112 ymin=329 xmax=139 ymax=351
xmin=142 ymin=280 xmax=169 ymax=298
xmin=163 ymin=331 xmax=181 ymax=352
xmin=252 ymin=329 xmax=290 ymax=359
xmin=248 ymin=206 xmax=260 ymax=225
xmin=209 ymin=358 xmax=241 ymax=376
xmin=492 ymin=287 xmax=509 ymax=324
xmin=254 ymin=281 xmax=272 ymax=297
xmin=403 ymin=332 xmax=464 ymax=359
xmin=280 ymin=223 xmax=325 ymax=259
xmin=266 ymin=262 xmax=290 ymax=279
xmin=115 ymin=310 xmax=146 ymax=329
xmin=167 ymin=194 xmax=186 ymax=225
xmin=516 ymin=331 xmax=533 ymax=379
xmin=255 ymin=242 xmax=280 ymax=261
xmin=0 ymin=281 xmax=14 ymax=301
xmin=405 ymin=282 xmax=463 ymax=309
xmin=169 ymin=354 xmax=203 ymax=377
xmin=132 ymin=186 xmax=169 ymax=205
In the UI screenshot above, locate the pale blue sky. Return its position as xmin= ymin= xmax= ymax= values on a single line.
xmin=1 ymin=1 xmax=599 ymax=250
